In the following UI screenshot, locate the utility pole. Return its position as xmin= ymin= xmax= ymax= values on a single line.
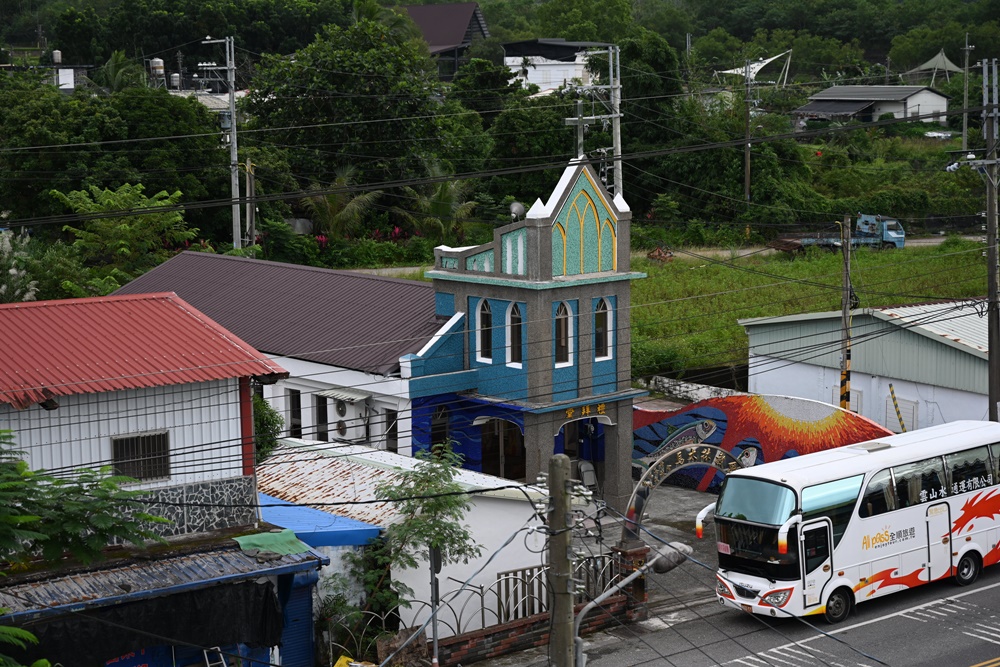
xmin=548 ymin=454 xmax=573 ymax=667
xmin=985 ymin=59 xmax=1000 ymax=421
xmin=244 ymin=158 xmax=256 ymax=247
xmin=203 ymin=35 xmax=241 ymax=248
xmin=840 ymin=214 xmax=853 ymax=411
xmin=963 ymin=34 xmax=975 ymax=151
xmin=562 ymin=45 xmax=623 ymax=197
xmin=744 ymin=59 xmax=752 ymax=205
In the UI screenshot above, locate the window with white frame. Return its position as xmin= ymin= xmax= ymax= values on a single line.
xmin=555 ymin=302 xmax=573 ymax=366
xmin=113 ymin=431 xmax=170 ymax=481
xmin=477 ymin=299 xmax=493 ymax=362
xmin=594 ymin=298 xmax=612 ymax=360
xmin=507 ymin=303 xmax=523 ymax=366
xmin=288 ymin=388 xmax=302 ymax=438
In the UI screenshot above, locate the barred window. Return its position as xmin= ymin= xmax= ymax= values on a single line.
xmin=113 ymin=432 xmax=170 ymax=481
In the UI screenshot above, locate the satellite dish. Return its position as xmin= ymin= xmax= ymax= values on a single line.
xmin=510 ymin=201 xmax=526 ymax=221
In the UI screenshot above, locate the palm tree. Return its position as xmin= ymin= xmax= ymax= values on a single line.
xmin=86 ymin=50 xmax=147 ymax=94
xmin=300 ymin=165 xmax=383 ymax=239
xmin=392 ymin=163 xmax=478 ymax=245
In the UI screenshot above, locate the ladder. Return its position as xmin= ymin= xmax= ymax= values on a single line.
xmin=203 ymin=647 xmax=228 ymax=667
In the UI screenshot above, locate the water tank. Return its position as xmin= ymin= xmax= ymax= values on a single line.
xmin=51 ymin=50 xmax=61 ymax=64
xmin=150 ymin=58 xmax=164 ymax=78
xmin=170 ymin=72 xmax=180 ymax=89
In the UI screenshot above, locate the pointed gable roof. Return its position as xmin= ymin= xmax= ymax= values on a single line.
xmin=401 ymin=2 xmax=489 ymax=54
xmin=0 ymin=292 xmax=286 ymax=410
xmin=114 ymin=252 xmax=441 ymax=375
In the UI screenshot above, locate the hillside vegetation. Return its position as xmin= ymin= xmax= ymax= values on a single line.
xmin=630 ymin=238 xmax=987 ymax=379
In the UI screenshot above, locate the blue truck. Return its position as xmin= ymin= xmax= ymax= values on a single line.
xmin=769 ymin=214 xmax=906 ymax=253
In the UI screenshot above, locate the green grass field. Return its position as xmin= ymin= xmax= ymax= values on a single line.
xmin=630 ymin=237 xmax=987 ymax=379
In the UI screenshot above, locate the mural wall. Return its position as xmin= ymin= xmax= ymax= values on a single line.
xmin=633 ymin=394 xmax=893 ymax=493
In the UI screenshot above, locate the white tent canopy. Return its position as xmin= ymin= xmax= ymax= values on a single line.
xmin=905 ymin=48 xmax=962 ymax=85
xmin=715 ymin=50 xmax=792 ymax=84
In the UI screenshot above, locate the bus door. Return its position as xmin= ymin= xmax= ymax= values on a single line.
xmin=926 ymin=502 xmax=952 ymax=581
xmin=800 ymin=518 xmax=833 ymax=609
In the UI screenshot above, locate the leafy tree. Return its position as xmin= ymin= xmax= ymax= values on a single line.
xmin=243 ymin=19 xmax=442 ymax=186
xmin=253 ymin=393 xmax=285 ymax=463
xmin=52 ymin=183 xmax=196 ymax=291
xmin=450 ymin=58 xmax=523 ymax=128
xmin=0 ymin=430 xmax=167 ymax=664
xmin=0 ymin=232 xmax=38 ymax=303
xmin=536 ymin=0 xmax=633 ymax=42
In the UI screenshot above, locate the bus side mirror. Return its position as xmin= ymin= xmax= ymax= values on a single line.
xmin=777 ymin=515 xmax=801 ymax=555
xmin=695 ymin=502 xmax=715 ymax=539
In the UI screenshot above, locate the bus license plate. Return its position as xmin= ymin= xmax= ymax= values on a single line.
xmin=741 ymin=604 xmax=752 ymax=614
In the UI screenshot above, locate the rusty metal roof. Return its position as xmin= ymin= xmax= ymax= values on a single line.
xmin=0 ymin=292 xmax=287 ymax=410
xmin=0 ymin=542 xmax=325 ymax=621
xmin=257 ymin=441 xmax=544 ymax=527
xmin=114 ymin=252 xmax=441 ymax=376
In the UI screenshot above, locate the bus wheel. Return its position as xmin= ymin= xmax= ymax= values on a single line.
xmin=955 ymin=552 xmax=981 ymax=586
xmin=824 ymin=588 xmax=852 ymax=624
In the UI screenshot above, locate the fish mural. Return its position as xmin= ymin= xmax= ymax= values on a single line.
xmin=633 ymin=394 xmax=892 ymax=493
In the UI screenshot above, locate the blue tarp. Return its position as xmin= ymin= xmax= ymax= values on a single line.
xmin=259 ymin=493 xmax=381 ymax=547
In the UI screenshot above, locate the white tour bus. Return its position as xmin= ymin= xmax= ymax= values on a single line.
xmin=695 ymin=420 xmax=1000 ymax=623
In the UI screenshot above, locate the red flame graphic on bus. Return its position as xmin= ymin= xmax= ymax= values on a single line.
xmin=856 ymin=567 xmax=927 ymax=597
xmin=952 ymin=489 xmax=1000 ymax=535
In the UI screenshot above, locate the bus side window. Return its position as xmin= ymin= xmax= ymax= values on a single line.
xmin=990 ymin=443 xmax=1000 ymax=485
xmin=946 ymin=446 xmax=991 ymax=494
xmin=802 ymin=526 xmax=830 ymax=573
xmin=859 ymin=470 xmax=894 ymax=518
xmin=801 ymin=474 xmax=864 ymax=547
xmin=893 ymin=457 xmax=947 ymax=508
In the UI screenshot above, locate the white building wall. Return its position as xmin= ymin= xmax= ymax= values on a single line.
xmin=395 ymin=495 xmax=545 ymax=635
xmin=0 ymin=379 xmax=243 ymax=488
xmin=266 ymin=356 xmax=413 ymax=455
xmin=872 ymin=91 xmax=947 ymax=123
xmin=748 ymin=355 xmax=988 ymax=430
xmin=505 ymin=55 xmax=591 ymax=91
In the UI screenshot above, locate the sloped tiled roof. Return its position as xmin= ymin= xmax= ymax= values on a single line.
xmin=0 ymin=292 xmax=286 ymax=410
xmin=257 ymin=441 xmax=544 ymax=528
xmin=401 ymin=2 xmax=488 ymax=54
xmin=114 ymin=252 xmax=441 ymax=375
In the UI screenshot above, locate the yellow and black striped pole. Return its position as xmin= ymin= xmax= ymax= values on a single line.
xmin=839 ymin=214 xmax=852 ymax=411
xmin=839 ymin=342 xmax=851 ymax=411
xmin=888 ymin=382 xmax=907 ymax=432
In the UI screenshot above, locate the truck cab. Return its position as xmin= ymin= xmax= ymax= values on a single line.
xmin=856 ymin=214 xmax=905 ymax=248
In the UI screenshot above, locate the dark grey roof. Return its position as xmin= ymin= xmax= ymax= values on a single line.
xmin=0 ymin=542 xmax=324 ymax=619
xmin=115 ymin=252 xmax=441 ymax=375
xmin=809 ymin=85 xmax=941 ymax=101
xmin=793 ymin=100 xmax=873 ymax=117
xmin=502 ymin=38 xmax=612 ymax=61
xmin=401 ymin=3 xmax=489 ymax=54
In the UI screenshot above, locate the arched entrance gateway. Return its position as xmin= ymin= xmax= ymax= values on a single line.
xmin=620 ymin=443 xmax=756 ymax=547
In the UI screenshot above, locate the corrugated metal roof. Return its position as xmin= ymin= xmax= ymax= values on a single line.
xmin=256 ymin=440 xmax=545 ymax=527
xmin=872 ymin=301 xmax=988 ymax=356
xmin=793 ymin=100 xmax=873 ymax=116
xmin=0 ymin=542 xmax=324 ymax=619
xmin=0 ymin=292 xmax=287 ymax=409
xmin=114 ymin=252 xmax=442 ymax=376
xmin=740 ymin=300 xmax=988 ymax=357
xmin=809 ymin=85 xmax=934 ymax=101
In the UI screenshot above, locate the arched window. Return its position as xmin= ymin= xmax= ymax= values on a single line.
xmin=478 ymin=299 xmax=492 ymax=362
xmin=555 ymin=302 xmax=571 ymax=365
xmin=507 ymin=303 xmax=523 ymax=365
xmin=595 ymin=298 xmax=612 ymax=360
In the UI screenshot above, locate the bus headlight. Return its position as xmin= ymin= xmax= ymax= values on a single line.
xmin=761 ymin=588 xmax=793 ymax=608
xmin=716 ymin=577 xmax=735 ymax=599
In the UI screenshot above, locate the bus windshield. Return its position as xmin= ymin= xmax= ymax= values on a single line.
xmin=716 ymin=477 xmax=796 ymax=525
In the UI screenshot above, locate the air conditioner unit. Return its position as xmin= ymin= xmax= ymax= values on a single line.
xmin=333 ymin=398 xmax=366 ymax=441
